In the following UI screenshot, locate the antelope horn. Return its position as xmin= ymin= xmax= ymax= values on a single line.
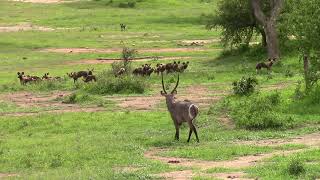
xmin=161 ymin=72 xmax=167 ymax=94
xmin=171 ymin=73 xmax=180 ymax=94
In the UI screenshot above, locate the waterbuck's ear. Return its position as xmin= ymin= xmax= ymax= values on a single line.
xmin=17 ymin=72 xmax=20 ymax=75
xmin=22 ymin=72 xmax=24 ymax=75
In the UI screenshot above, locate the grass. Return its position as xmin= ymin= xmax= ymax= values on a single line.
xmin=0 ymin=0 xmax=320 ymax=179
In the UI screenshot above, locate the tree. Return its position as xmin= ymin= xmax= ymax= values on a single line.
xmin=285 ymin=0 xmax=320 ymax=91
xmin=205 ymin=0 xmax=264 ymax=48
xmin=206 ymin=0 xmax=284 ymax=59
xmin=251 ymin=0 xmax=283 ymax=59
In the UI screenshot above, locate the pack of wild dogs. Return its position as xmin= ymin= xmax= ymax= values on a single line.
xmin=16 ymin=61 xmax=190 ymax=85
xmin=133 ymin=61 xmax=189 ymax=76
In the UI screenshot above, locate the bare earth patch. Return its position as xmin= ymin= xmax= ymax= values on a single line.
xmin=41 ymin=47 xmax=212 ymax=54
xmin=0 ymin=173 xmax=18 ymax=178
xmin=0 ymin=91 xmax=104 ymax=116
xmin=10 ymin=0 xmax=73 ymax=3
xmin=108 ymin=84 xmax=227 ymax=111
xmin=0 ymin=23 xmax=54 ymax=32
xmin=144 ymin=132 xmax=320 ymax=179
xmin=66 ymin=56 xmax=195 ymax=65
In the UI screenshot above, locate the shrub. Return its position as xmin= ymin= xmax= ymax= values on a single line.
xmin=288 ymin=158 xmax=305 ymax=176
xmin=284 ymin=68 xmax=294 ymax=77
xmin=228 ymin=92 xmax=294 ymax=130
xmin=118 ymin=1 xmax=136 ymax=8
xmin=84 ymin=70 xmax=147 ymax=95
xmin=232 ymin=76 xmax=258 ymax=96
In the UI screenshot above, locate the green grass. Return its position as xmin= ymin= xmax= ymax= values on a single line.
xmin=1 ymin=0 xmax=320 ymax=179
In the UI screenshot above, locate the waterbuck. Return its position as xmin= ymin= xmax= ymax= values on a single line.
xmin=161 ymin=73 xmax=199 ymax=142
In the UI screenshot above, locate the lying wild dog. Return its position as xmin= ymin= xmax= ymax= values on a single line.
xmin=116 ymin=68 xmax=126 ymax=77
xmin=256 ymin=58 xmax=275 ymax=73
xmin=42 ymin=73 xmax=61 ymax=80
xmin=67 ymin=71 xmax=89 ymax=83
xmin=83 ymin=75 xmax=96 ymax=83
xmin=17 ymin=72 xmax=34 ymax=85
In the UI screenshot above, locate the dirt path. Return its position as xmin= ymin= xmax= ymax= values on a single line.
xmin=10 ymin=0 xmax=73 ymax=3
xmin=0 ymin=23 xmax=54 ymax=32
xmin=144 ymin=132 xmax=320 ymax=179
xmin=66 ymin=56 xmax=195 ymax=65
xmin=41 ymin=47 xmax=214 ymax=54
xmin=0 ymin=173 xmax=18 ymax=178
xmin=0 ymin=91 xmax=104 ymax=116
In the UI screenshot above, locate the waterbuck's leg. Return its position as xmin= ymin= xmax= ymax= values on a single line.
xmin=187 ymin=128 xmax=193 ymax=142
xmin=175 ymin=126 xmax=180 ymax=141
xmin=192 ymin=125 xmax=199 ymax=143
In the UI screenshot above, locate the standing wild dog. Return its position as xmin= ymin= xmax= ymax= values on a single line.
xmin=120 ymin=23 xmax=127 ymax=31
xmin=17 ymin=72 xmax=33 ymax=85
xmin=256 ymin=58 xmax=275 ymax=73
xmin=67 ymin=71 xmax=89 ymax=83
xmin=160 ymin=73 xmax=199 ymax=142
xmin=83 ymin=75 xmax=96 ymax=83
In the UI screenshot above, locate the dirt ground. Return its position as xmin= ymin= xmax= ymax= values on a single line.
xmin=66 ymin=56 xmax=194 ymax=65
xmin=0 ymin=91 xmax=104 ymax=116
xmin=144 ymin=132 xmax=320 ymax=179
xmin=41 ymin=47 xmax=212 ymax=54
xmin=10 ymin=0 xmax=72 ymax=3
xmin=107 ymin=84 xmax=227 ymax=111
xmin=0 ymin=23 xmax=54 ymax=32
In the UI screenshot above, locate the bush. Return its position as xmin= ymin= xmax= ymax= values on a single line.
xmin=227 ymin=92 xmax=294 ymax=130
xmin=84 ymin=70 xmax=147 ymax=95
xmin=232 ymin=76 xmax=258 ymax=96
xmin=118 ymin=1 xmax=136 ymax=8
xmin=288 ymin=158 xmax=305 ymax=176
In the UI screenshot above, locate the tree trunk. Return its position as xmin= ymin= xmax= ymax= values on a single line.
xmin=264 ymin=21 xmax=280 ymax=59
xmin=258 ymin=28 xmax=267 ymax=47
xmin=251 ymin=0 xmax=283 ymax=59
xmin=303 ymin=54 xmax=310 ymax=91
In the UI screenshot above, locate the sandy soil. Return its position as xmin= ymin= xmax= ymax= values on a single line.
xmin=10 ymin=0 xmax=72 ymax=3
xmin=41 ymin=47 xmax=212 ymax=54
xmin=66 ymin=56 xmax=194 ymax=65
xmin=0 ymin=91 xmax=104 ymax=116
xmin=0 ymin=23 xmax=54 ymax=32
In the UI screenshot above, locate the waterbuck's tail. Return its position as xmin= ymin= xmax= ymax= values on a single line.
xmin=188 ymin=104 xmax=199 ymax=121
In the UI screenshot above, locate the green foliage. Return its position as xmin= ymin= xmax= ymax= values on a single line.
xmin=84 ymin=70 xmax=148 ymax=95
xmin=204 ymin=0 xmax=258 ymax=48
xmin=288 ymin=158 xmax=305 ymax=176
xmin=226 ymin=92 xmax=295 ymax=130
xmin=232 ymin=76 xmax=258 ymax=96
xmin=118 ymin=1 xmax=136 ymax=8
xmin=285 ymin=0 xmax=320 ymax=92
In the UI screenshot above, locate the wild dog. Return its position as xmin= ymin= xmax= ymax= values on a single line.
xmin=42 ymin=73 xmax=61 ymax=80
xmin=83 ymin=75 xmax=96 ymax=83
xmin=17 ymin=72 xmax=33 ymax=85
xmin=67 ymin=71 xmax=89 ymax=83
xmin=256 ymin=58 xmax=275 ymax=73
xmin=120 ymin=23 xmax=127 ymax=31
xmin=179 ymin=61 xmax=189 ymax=72
xmin=116 ymin=68 xmax=126 ymax=77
